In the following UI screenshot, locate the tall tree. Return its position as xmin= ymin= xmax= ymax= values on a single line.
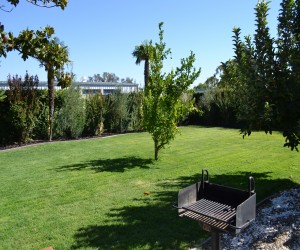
xmin=132 ymin=41 xmax=151 ymax=92
xmin=144 ymin=22 xmax=200 ymax=160
xmin=253 ymin=0 xmax=276 ymax=133
xmin=232 ymin=1 xmax=275 ymax=135
xmin=11 ymin=27 xmax=70 ymax=141
xmin=231 ymin=0 xmax=300 ymax=150
xmin=276 ymin=0 xmax=300 ymax=149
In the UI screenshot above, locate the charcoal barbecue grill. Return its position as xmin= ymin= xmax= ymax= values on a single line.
xmin=174 ymin=169 xmax=256 ymax=249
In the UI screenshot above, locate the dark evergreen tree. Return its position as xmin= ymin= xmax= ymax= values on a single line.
xmin=230 ymin=0 xmax=300 ymax=150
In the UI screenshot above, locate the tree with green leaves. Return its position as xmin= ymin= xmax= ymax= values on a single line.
xmin=0 ymin=0 xmax=70 ymax=141
xmin=275 ymin=0 xmax=300 ymax=150
xmin=143 ymin=22 xmax=201 ymax=160
xmin=132 ymin=41 xmax=152 ymax=92
xmin=7 ymin=27 xmax=71 ymax=141
xmin=230 ymin=0 xmax=300 ymax=150
xmin=234 ymin=1 xmax=275 ymax=135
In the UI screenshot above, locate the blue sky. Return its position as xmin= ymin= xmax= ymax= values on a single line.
xmin=1 ymin=0 xmax=281 ymax=88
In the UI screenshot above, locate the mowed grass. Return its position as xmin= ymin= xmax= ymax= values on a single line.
xmin=0 ymin=126 xmax=299 ymax=250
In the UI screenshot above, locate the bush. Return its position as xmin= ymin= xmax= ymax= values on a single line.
xmin=54 ymin=85 xmax=85 ymax=139
xmin=0 ymin=97 xmax=12 ymax=146
xmin=84 ymin=92 xmax=106 ymax=136
xmin=5 ymin=73 xmax=41 ymax=144
xmin=104 ymin=89 xmax=130 ymax=133
xmin=32 ymin=90 xmax=49 ymax=140
xmin=126 ymin=91 xmax=144 ymax=131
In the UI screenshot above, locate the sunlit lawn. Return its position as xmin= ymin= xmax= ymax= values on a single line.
xmin=0 ymin=126 xmax=299 ymax=249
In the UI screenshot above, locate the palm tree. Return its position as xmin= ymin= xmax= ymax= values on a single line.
xmin=132 ymin=41 xmax=151 ymax=92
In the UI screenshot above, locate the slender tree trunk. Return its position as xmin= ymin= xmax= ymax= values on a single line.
xmin=154 ymin=138 xmax=159 ymax=160
xmin=144 ymin=59 xmax=149 ymax=93
xmin=47 ymin=67 xmax=55 ymax=141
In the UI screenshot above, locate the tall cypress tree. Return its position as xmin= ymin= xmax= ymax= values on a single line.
xmin=276 ymin=0 xmax=299 ymax=149
xmin=231 ymin=0 xmax=300 ymax=150
xmin=253 ymin=0 xmax=276 ymax=133
xmin=232 ymin=1 xmax=275 ymax=136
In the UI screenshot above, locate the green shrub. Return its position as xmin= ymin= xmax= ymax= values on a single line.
xmin=0 ymin=97 xmax=12 ymax=146
xmin=104 ymin=89 xmax=130 ymax=133
xmin=32 ymin=89 xmax=49 ymax=140
xmin=54 ymin=85 xmax=85 ymax=139
xmin=84 ymin=92 xmax=106 ymax=136
xmin=127 ymin=91 xmax=144 ymax=131
xmin=6 ymin=73 xmax=41 ymax=144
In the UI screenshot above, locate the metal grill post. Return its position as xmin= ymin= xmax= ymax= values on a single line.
xmin=211 ymin=230 xmax=221 ymax=250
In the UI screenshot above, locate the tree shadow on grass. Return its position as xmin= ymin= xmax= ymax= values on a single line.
xmin=56 ymin=156 xmax=153 ymax=173
xmin=70 ymin=170 xmax=298 ymax=249
xmin=71 ymin=204 xmax=205 ymax=250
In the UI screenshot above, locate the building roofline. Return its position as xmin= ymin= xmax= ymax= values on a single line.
xmin=0 ymin=81 xmax=138 ymax=87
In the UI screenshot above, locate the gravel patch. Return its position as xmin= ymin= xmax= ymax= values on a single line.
xmin=199 ymin=187 xmax=300 ymax=250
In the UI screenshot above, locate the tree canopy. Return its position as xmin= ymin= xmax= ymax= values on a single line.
xmin=132 ymin=41 xmax=151 ymax=92
xmin=218 ymin=0 xmax=300 ymax=150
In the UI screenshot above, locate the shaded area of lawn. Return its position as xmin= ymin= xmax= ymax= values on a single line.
xmin=72 ymin=205 xmax=202 ymax=250
xmin=56 ymin=156 xmax=153 ymax=173
xmin=71 ymin=170 xmax=297 ymax=249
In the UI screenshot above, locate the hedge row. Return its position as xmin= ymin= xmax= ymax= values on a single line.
xmin=0 ymin=74 xmax=143 ymax=146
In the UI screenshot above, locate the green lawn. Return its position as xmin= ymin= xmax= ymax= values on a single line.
xmin=0 ymin=126 xmax=299 ymax=250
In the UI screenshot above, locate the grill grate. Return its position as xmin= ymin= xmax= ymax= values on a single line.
xmin=180 ymin=198 xmax=236 ymax=231
xmin=183 ymin=198 xmax=236 ymax=223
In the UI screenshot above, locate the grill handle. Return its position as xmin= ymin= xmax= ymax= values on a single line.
xmin=202 ymin=169 xmax=209 ymax=190
xmin=248 ymin=176 xmax=255 ymax=196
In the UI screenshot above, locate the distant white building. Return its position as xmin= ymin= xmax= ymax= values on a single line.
xmin=0 ymin=81 xmax=139 ymax=95
xmin=76 ymin=82 xmax=139 ymax=95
